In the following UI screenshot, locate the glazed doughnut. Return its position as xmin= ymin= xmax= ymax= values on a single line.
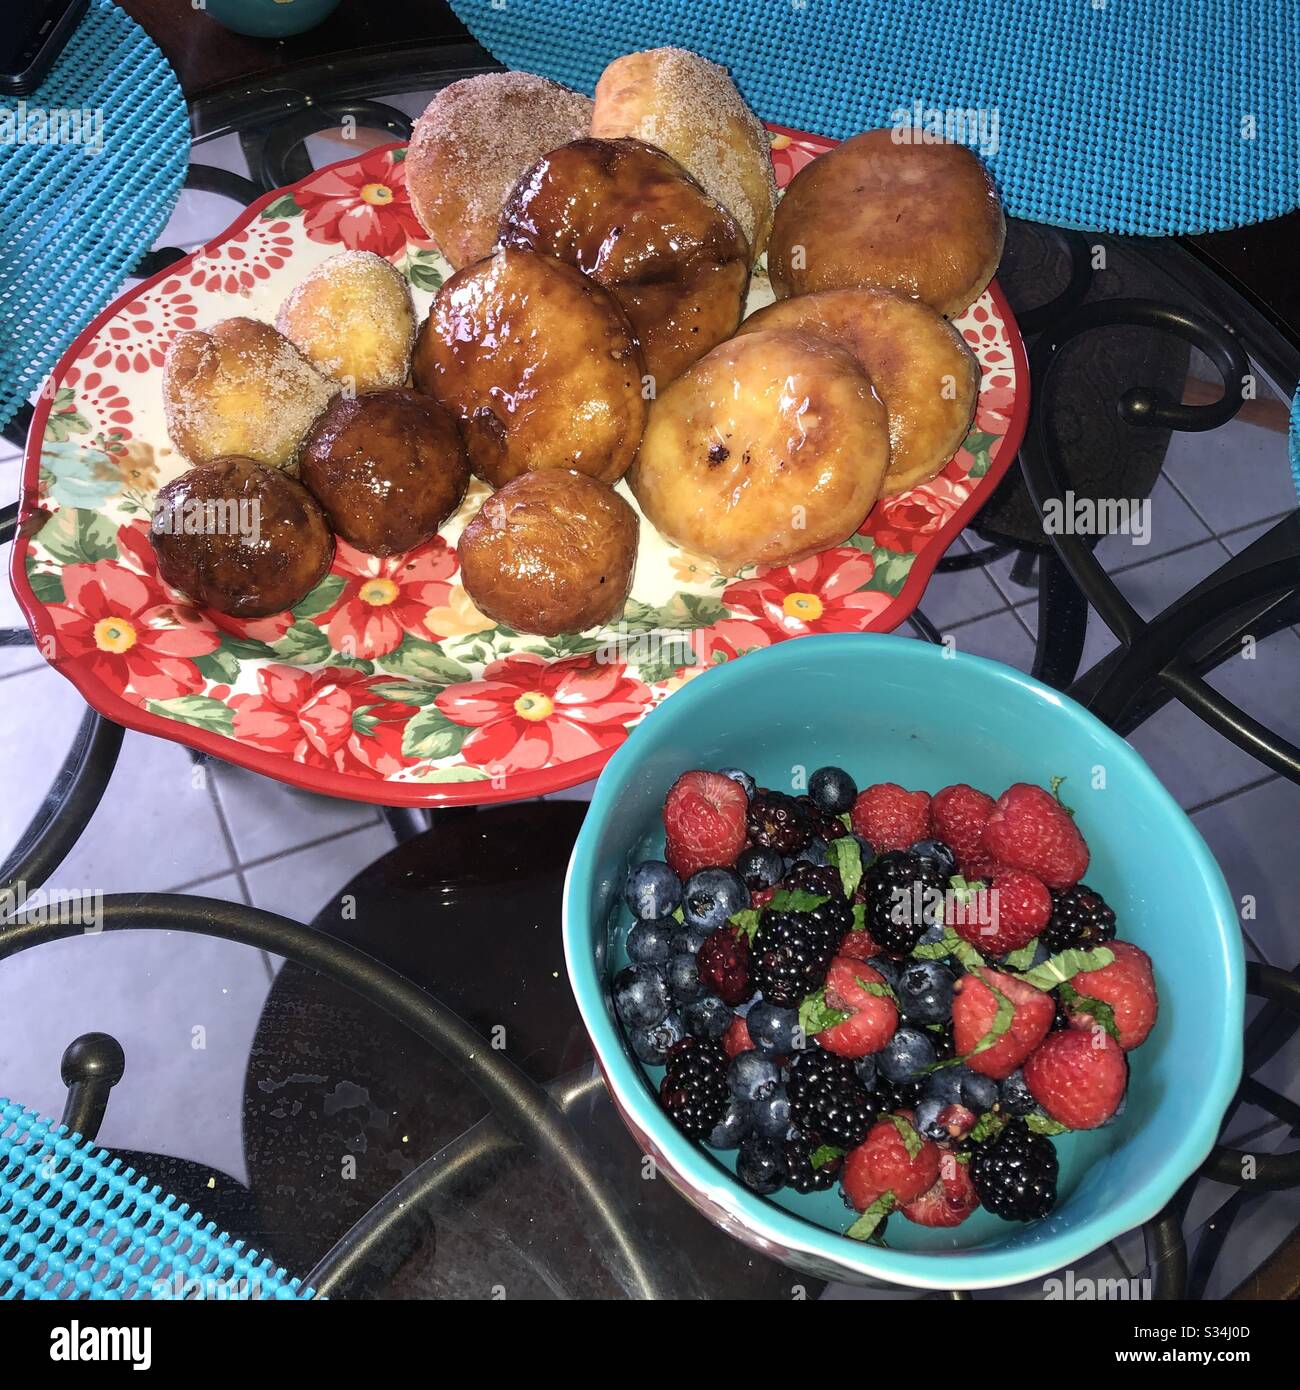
xmin=276 ymin=250 xmax=415 ymax=391
xmin=628 ymin=329 xmax=890 ymax=572
xmin=405 ymin=72 xmax=593 ymax=270
xmin=411 ymin=247 xmax=647 ymax=490
xmin=499 ymin=137 xmax=750 ymax=388
xmin=767 ymin=129 xmax=1005 ymax=318
xmin=458 ymin=469 xmax=639 ymax=637
xmin=591 ymin=47 xmax=778 ymax=261
xmin=162 ymin=317 xmax=336 ymax=471
xmin=737 ymin=288 xmax=979 ymax=494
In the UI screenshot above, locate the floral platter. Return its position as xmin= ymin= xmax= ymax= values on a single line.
xmin=11 ymin=123 xmax=1029 ymax=807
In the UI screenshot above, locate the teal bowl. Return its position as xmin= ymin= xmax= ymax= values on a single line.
xmin=562 ymin=634 xmax=1244 ymax=1289
xmin=205 ymin=0 xmax=342 ymax=38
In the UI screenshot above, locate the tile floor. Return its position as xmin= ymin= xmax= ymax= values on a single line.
xmin=2 ymin=113 xmax=1297 ymax=1298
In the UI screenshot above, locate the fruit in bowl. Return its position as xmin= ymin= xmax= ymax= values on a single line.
xmin=562 ymin=634 xmax=1244 ymax=1288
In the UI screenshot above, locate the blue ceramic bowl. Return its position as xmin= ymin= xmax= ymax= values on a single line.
xmin=563 ymin=634 xmax=1244 ymax=1289
xmin=205 ymin=0 xmax=342 ymax=39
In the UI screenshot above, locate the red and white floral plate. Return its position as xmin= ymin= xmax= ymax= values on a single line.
xmin=11 ymin=124 xmax=1029 ymax=807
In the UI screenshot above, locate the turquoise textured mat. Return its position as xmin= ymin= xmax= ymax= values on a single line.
xmin=448 ymin=0 xmax=1300 ymax=236
xmin=1 ymin=1099 xmax=312 ymax=1299
xmin=0 ymin=0 xmax=189 ymax=430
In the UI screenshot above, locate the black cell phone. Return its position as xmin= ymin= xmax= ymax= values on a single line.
xmin=0 ymin=0 xmax=89 ymax=97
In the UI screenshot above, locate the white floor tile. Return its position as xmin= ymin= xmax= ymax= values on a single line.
xmin=210 ymin=759 xmax=379 ymax=864
xmin=1163 ymin=417 xmax=1300 ymax=534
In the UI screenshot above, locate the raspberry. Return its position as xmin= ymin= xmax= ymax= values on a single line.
xmin=952 ymin=968 xmax=1055 ymax=1079
xmin=980 ymin=783 xmax=1089 ymax=890
xmin=842 ymin=1115 xmax=941 ymax=1208
xmin=950 ymin=867 xmax=1051 ymax=957
xmin=851 ymin=783 xmax=932 ymax=854
xmin=663 ymin=771 xmax=748 ymax=879
xmin=721 ymin=1013 xmax=753 ymax=1058
xmin=697 ymin=927 xmax=753 ymax=1006
xmin=796 ymin=794 xmax=848 ymax=845
xmin=902 ymin=1150 xmax=980 ymax=1227
xmin=1064 ymin=940 xmax=1158 ymax=1051
xmin=1024 ymin=1027 xmax=1128 ymax=1129
xmin=836 ymin=925 xmax=882 ymax=961
xmin=931 ymin=784 xmax=995 ymax=866
xmin=816 ymin=957 xmax=899 ymax=1058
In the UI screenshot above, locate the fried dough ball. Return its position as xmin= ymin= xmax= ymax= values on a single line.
xmin=738 ymin=288 xmax=979 ymax=494
xmin=628 ymin=329 xmax=889 ymax=572
xmin=457 ymin=469 xmax=638 ymax=636
xmin=591 ymin=47 xmax=778 ymax=259
xmin=299 ymin=388 xmax=470 ymax=556
xmin=150 ymin=456 xmax=333 ymax=618
xmin=411 ymin=248 xmax=646 ymax=490
xmin=405 ymin=71 xmax=593 ymax=270
xmin=767 ymin=129 xmax=1005 ymax=318
xmin=499 ymin=137 xmax=750 ymax=388
xmin=276 ymin=250 xmax=416 ymax=391
xmin=162 ymin=317 xmax=335 ymax=471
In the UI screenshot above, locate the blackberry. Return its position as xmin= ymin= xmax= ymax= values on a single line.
xmin=785 ymin=1130 xmax=843 ymax=1193
xmin=782 ymin=860 xmax=844 ymax=900
xmin=860 ymin=850 xmax=946 ymax=956
xmin=750 ymin=899 xmax=852 ymax=1006
xmin=873 ymin=1073 xmax=926 ymax=1112
xmin=1042 ymin=884 xmax=1117 ymax=953
xmin=797 ymin=794 xmax=847 ymax=846
xmin=747 ymin=791 xmax=812 ymax=854
xmin=970 ymin=1117 xmax=1059 ymax=1221
xmin=787 ymin=1048 xmax=881 ymax=1148
xmin=659 ymin=1037 xmax=729 ymax=1139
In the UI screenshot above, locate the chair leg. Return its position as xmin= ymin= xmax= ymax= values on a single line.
xmin=1031 ymin=549 xmax=1089 ymax=691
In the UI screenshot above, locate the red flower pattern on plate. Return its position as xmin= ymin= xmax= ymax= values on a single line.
xmin=186 ymin=220 xmax=297 ymax=295
xmin=45 ymin=560 xmax=219 ymax=702
xmin=869 ymin=475 xmax=976 ymax=553
xmin=294 ymin=147 xmax=430 ymax=261
xmin=975 ymin=384 xmax=1016 ymax=436
xmin=435 ymin=653 xmax=652 ymax=776
xmin=722 ymin=548 xmax=892 ymax=639
xmin=768 ymin=132 xmax=831 ymax=189
xmin=55 ymin=368 xmax=134 ymax=452
xmin=76 ymin=278 xmax=199 ymax=374
xmin=230 ymin=665 xmax=418 ymax=778
xmin=319 ymin=536 xmax=458 ymax=659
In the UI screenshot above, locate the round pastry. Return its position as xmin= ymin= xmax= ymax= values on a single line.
xmin=628 ymin=329 xmax=889 ymax=572
xmin=737 ymin=288 xmax=979 ymax=494
xmin=498 ymin=137 xmax=750 ymax=388
xmin=767 ymin=129 xmax=1005 ymax=318
xmin=276 ymin=250 xmax=416 ymax=391
xmin=150 ymin=456 xmax=334 ymax=618
xmin=590 ymin=47 xmax=778 ymax=260
xmin=411 ymin=248 xmax=646 ymax=490
xmin=162 ymin=317 xmax=335 ymax=471
xmin=404 ymin=71 xmax=593 ymax=270
xmin=299 ymin=388 xmax=470 ymax=555
xmin=457 ymin=469 xmax=638 ymax=636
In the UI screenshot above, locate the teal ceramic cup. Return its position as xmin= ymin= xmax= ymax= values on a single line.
xmin=562 ymin=634 xmax=1244 ymax=1289
xmin=204 ymin=0 xmax=343 ymax=39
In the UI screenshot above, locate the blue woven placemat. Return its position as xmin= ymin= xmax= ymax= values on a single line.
xmin=0 ymin=0 xmax=189 ymax=431
xmin=448 ymin=0 xmax=1300 ymax=237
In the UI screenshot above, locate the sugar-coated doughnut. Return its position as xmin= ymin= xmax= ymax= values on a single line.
xmin=500 ymin=137 xmax=750 ymax=389
xmin=738 ymin=288 xmax=979 ymax=495
xmin=767 ymin=129 xmax=1005 ymax=318
xmin=591 ymin=47 xmax=778 ymax=261
xmin=405 ymin=72 xmax=593 ymax=270
xmin=628 ymin=329 xmax=890 ymax=572
xmin=458 ymin=469 xmax=639 ymax=637
xmin=411 ymin=248 xmax=647 ymax=490
xmin=162 ymin=317 xmax=335 ymax=471
xmin=276 ymin=250 xmax=415 ymax=391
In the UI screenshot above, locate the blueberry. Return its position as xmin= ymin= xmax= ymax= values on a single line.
xmin=670 ymin=926 xmax=711 ymax=957
xmin=717 ymin=766 xmax=756 ymax=799
xmin=878 ymin=1026 xmax=937 ymax=1084
xmin=682 ymin=995 xmax=731 ymax=1039
xmin=1000 ymin=1068 xmax=1036 ymax=1115
xmin=627 ymin=919 xmax=673 ymax=965
xmin=727 ymin=1050 xmax=781 ymax=1103
xmin=910 ymin=838 xmax=957 ymax=878
xmin=915 ymin=1095 xmax=950 ymax=1143
xmin=706 ymin=1096 xmax=754 ymax=1149
xmin=624 ymin=860 xmax=682 ymax=922
xmin=870 ymin=957 xmax=901 ymax=991
xmin=666 ymin=952 xmax=704 ymax=1002
xmin=628 ymin=1011 xmax=685 ymax=1064
xmin=915 ymin=922 xmax=946 ymax=948
xmin=746 ymin=1001 xmax=802 ymax=1056
xmin=785 ymin=837 xmax=829 ymax=869
xmin=737 ymin=845 xmax=783 ymax=892
xmin=736 ymin=1135 xmax=787 ymax=1194
xmin=809 ymin=766 xmax=857 ymax=814
xmin=922 ymin=1066 xmax=964 ymax=1106
xmin=958 ymin=1068 xmax=1000 ymax=1114
xmin=612 ymin=964 xmax=669 ymax=1028
xmin=852 ymin=1054 xmax=878 ymax=1090
xmin=682 ymin=867 xmax=748 ymax=931
xmin=751 ymin=1088 xmax=791 ymax=1139
xmin=896 ymin=960 xmax=956 ymax=1024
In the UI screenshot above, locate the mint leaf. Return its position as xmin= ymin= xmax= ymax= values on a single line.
xmin=829 ymin=835 xmax=864 ymax=900
xmin=1025 ymin=1113 xmax=1070 ymax=1136
xmin=851 ymin=902 xmax=867 ymax=932
xmin=1049 ymin=775 xmax=1076 ymax=816
xmin=767 ymin=888 xmax=830 ymax=913
xmin=799 ymin=988 xmax=849 ymax=1037
xmin=855 ymin=975 xmax=898 ymax=1003
xmin=839 ymin=812 xmax=853 ymax=831
xmin=810 ymin=1144 xmax=846 ymax=1171
xmin=1003 ymin=937 xmax=1040 ymax=971
xmin=1058 ymin=981 xmax=1122 ymax=1042
xmin=1014 ymin=946 xmax=1115 ymax=991
xmin=943 ymin=924 xmax=987 ymax=971
xmin=846 ymin=1190 xmax=894 ymax=1242
xmin=969 ymin=1110 xmax=1007 ymax=1144
xmin=672 ymin=906 xmax=685 ymax=924
xmin=911 ymin=937 xmax=951 ymax=961
xmin=729 ymin=908 xmax=760 ymax=943
xmin=890 ymin=1115 xmax=922 ymax=1160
